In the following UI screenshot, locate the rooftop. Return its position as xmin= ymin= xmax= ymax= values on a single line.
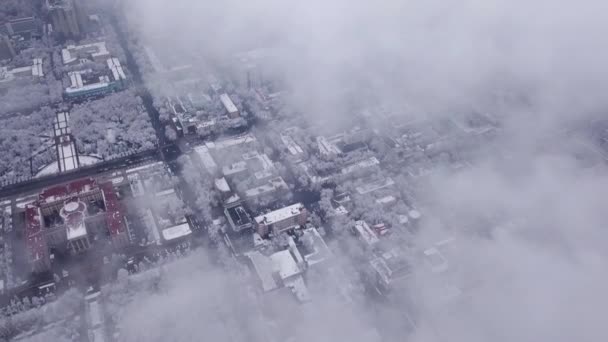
xmin=193 ymin=145 xmax=218 ymax=173
xmin=47 ymin=0 xmax=75 ymax=10
xmin=300 ymin=227 xmax=331 ymax=266
xmin=161 ymin=223 xmax=192 ymax=241
xmin=205 ymin=133 xmax=256 ymax=151
xmin=353 ymin=220 xmax=379 ymax=246
xmin=247 ymin=250 xmax=278 ymax=292
xmin=244 ymin=177 xmax=288 ymax=198
xmin=0 ymin=58 xmax=44 ymax=83
xmin=219 ymin=93 xmax=238 ymax=114
xmin=65 ymin=69 xmax=112 ymax=94
xmin=61 ymin=41 xmax=110 ymax=65
xmin=107 ymin=58 xmax=126 ymax=81
xmin=341 ymin=157 xmax=380 ymax=175
xmin=270 ymin=249 xmax=301 ymax=280
xmin=254 ymin=203 xmax=305 ymax=226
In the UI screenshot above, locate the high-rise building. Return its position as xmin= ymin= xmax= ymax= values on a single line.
xmin=46 ymin=0 xmax=87 ymax=39
xmin=0 ymin=34 xmax=15 ymax=60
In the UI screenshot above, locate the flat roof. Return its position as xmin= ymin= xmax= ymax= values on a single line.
xmin=270 ymin=249 xmax=301 ymax=280
xmin=245 ymin=177 xmax=288 ymax=198
xmin=214 ymin=177 xmax=231 ymax=192
xmin=254 ymin=203 xmax=304 ymax=225
xmin=107 ymin=58 xmax=126 ymax=81
xmin=317 ymin=136 xmax=342 ymax=155
xmin=341 ymin=157 xmax=380 ymax=175
xmin=205 ymin=133 xmax=256 ymax=150
xmin=220 ymin=93 xmax=238 ymax=114
xmin=162 ymin=223 xmax=192 ymax=241
xmin=281 ymin=134 xmax=304 ymax=155
xmin=353 ymin=220 xmax=379 ymax=246
xmin=193 ymin=145 xmax=218 ymax=173
xmin=302 ymin=227 xmax=331 ymax=266
xmin=62 ymin=41 xmax=109 ymax=65
xmin=356 ymin=177 xmax=395 ymax=195
xmin=247 ymin=251 xmax=278 ymax=292
xmin=66 ymin=221 xmax=86 ymax=240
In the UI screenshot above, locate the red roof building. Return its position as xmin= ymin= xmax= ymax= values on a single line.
xmin=24 ymin=178 xmax=130 ymax=272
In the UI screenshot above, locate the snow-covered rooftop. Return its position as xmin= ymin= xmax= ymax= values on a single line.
xmin=341 ymin=157 xmax=380 ymax=175
xmin=376 ymin=195 xmax=397 ymax=205
xmin=353 ymin=220 xmax=379 ymax=246
xmin=107 ymin=57 xmax=127 ymax=81
xmin=317 ymin=136 xmax=342 ymax=156
xmin=285 ymin=276 xmax=311 ymax=303
xmin=220 ymin=93 xmax=238 ymax=114
xmin=161 ymin=223 xmax=192 ymax=241
xmin=281 ymin=134 xmax=304 ymax=155
xmin=270 ymin=249 xmax=301 ymax=280
xmin=301 ymin=227 xmax=331 ymax=266
xmin=254 ymin=203 xmax=304 ymax=226
xmin=65 ymin=70 xmax=113 ymax=94
xmin=66 ymin=221 xmax=87 ymax=240
xmin=214 ymin=177 xmax=231 ymax=192
xmin=0 ymin=59 xmax=44 ymax=83
xmin=193 ymin=145 xmax=218 ymax=173
xmin=245 ymin=177 xmax=288 ymax=198
xmin=205 ymin=133 xmax=256 ymax=150
xmin=247 ymin=251 xmax=278 ymax=292
xmin=61 ymin=41 xmax=109 ymax=65
xmin=222 ymin=161 xmax=248 ymax=177
xmin=356 ymin=177 xmax=395 ymax=195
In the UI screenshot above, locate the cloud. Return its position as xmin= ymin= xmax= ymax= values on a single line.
xmin=111 ymin=0 xmax=608 ymax=341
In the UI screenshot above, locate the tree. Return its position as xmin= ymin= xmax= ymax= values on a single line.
xmin=165 ymin=126 xmax=177 ymax=141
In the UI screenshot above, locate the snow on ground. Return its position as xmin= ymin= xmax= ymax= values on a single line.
xmin=35 ymin=163 xmax=59 ymax=178
xmin=79 ymin=155 xmax=102 ymax=166
xmin=35 ymin=155 xmax=101 ymax=178
xmin=58 ymin=141 xmax=78 ymax=171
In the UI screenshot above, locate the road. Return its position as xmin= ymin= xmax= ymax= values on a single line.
xmin=0 ymin=149 xmax=160 ymax=198
xmin=108 ymin=11 xmax=167 ymax=152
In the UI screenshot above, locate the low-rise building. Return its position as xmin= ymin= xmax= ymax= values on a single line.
xmin=0 ymin=58 xmax=43 ymax=86
xmin=61 ymin=41 xmax=110 ymax=65
xmin=64 ymin=58 xmax=126 ymax=99
xmin=24 ymin=178 xmax=129 ymax=272
xmin=254 ymin=203 xmax=307 ymax=236
xmin=351 ymin=220 xmax=379 ymax=247
xmin=219 ymin=93 xmax=239 ymax=118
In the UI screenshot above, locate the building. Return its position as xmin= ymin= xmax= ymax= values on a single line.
xmin=246 ymin=247 xmax=310 ymax=302
xmin=2 ymin=17 xmax=40 ymax=39
xmin=0 ymin=34 xmax=15 ymax=60
xmin=46 ymin=0 xmax=87 ymax=38
xmin=24 ymin=178 xmax=129 ymax=272
xmin=0 ymin=58 xmax=44 ymax=86
xmin=299 ymin=227 xmax=331 ymax=267
xmin=61 ymin=41 xmax=110 ymax=66
xmin=225 ymin=205 xmax=252 ymax=233
xmin=64 ymin=58 xmax=126 ymax=99
xmin=233 ymin=48 xmax=276 ymax=89
xmin=370 ymin=248 xmax=411 ymax=291
xmin=351 ymin=220 xmax=379 ymax=247
xmin=85 ymin=291 xmax=107 ymax=342
xmin=254 ymin=203 xmax=307 ymax=236
xmin=219 ymin=93 xmax=240 ymax=118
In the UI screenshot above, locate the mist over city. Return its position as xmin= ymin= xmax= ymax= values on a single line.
xmin=0 ymin=0 xmax=606 ymax=341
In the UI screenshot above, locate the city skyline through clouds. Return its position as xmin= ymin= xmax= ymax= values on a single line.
xmin=122 ymin=0 xmax=608 ymax=341
xmin=0 ymin=0 xmax=607 ymax=341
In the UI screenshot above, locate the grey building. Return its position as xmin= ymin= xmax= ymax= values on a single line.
xmin=0 ymin=34 xmax=15 ymax=60
xmin=46 ymin=0 xmax=87 ymax=38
